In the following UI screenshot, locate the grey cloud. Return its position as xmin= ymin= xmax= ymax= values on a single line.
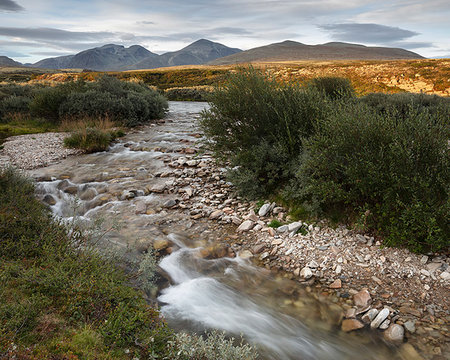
xmin=137 ymin=21 xmax=155 ymax=25
xmin=0 ymin=0 xmax=23 ymax=11
xmin=0 ymin=27 xmax=114 ymax=42
xmin=319 ymin=23 xmax=419 ymax=44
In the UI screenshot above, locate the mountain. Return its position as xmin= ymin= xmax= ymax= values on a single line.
xmin=0 ymin=56 xmax=24 ymax=67
xmin=33 ymin=44 xmax=157 ymax=71
xmin=129 ymin=39 xmax=242 ymax=69
xmin=32 ymin=40 xmax=242 ymax=71
xmin=209 ymin=40 xmax=424 ymax=65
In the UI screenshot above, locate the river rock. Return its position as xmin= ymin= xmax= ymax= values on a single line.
xmin=399 ymin=344 xmax=423 ymax=360
xmin=353 ymin=289 xmax=371 ymax=307
xmin=345 ymin=308 xmax=356 ymax=319
xmin=341 ymin=319 xmax=364 ymax=332
xmin=149 ymin=183 xmax=165 ymax=193
xmin=239 ymin=250 xmax=253 ymax=259
xmin=43 ymin=194 xmax=57 ymax=206
xmin=64 ymin=185 xmax=78 ymax=195
xmin=120 ymin=190 xmax=135 ymax=200
xmin=370 ymin=308 xmax=390 ymax=329
xmin=153 ymin=239 xmax=170 ymax=251
xmin=253 ymin=244 xmax=266 ymax=254
xmin=258 ymin=203 xmax=271 ymax=217
xmin=277 ymin=225 xmax=289 ymax=233
xmin=135 ymin=201 xmax=147 ymax=214
xmin=439 ymin=271 xmax=450 ymax=280
xmin=300 ymin=267 xmax=313 ymax=279
xmin=209 ymin=210 xmax=223 ymax=220
xmin=404 ymin=320 xmax=416 ymax=333
xmin=237 ymin=220 xmax=254 ymax=232
xmin=79 ymin=187 xmax=97 ymax=201
xmin=362 ymin=309 xmax=379 ymax=323
xmin=288 ymin=221 xmax=302 ymax=233
xmin=163 ymin=199 xmax=177 ymax=208
xmin=379 ymin=319 xmax=390 ymax=330
xmin=329 ymin=279 xmax=342 ymax=289
xmin=384 ymin=324 xmax=404 ymax=342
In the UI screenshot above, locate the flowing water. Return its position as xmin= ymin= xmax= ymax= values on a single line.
xmin=30 ymin=102 xmax=401 ymax=360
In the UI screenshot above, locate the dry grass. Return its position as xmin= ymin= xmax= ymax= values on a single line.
xmin=59 ymin=115 xmax=117 ymax=132
xmin=8 ymin=58 xmax=450 ymax=97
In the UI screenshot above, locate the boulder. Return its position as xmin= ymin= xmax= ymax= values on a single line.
xmin=43 ymin=194 xmax=57 ymax=206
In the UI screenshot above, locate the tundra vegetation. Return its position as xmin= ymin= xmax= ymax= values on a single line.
xmin=200 ymin=68 xmax=449 ymax=253
xmin=0 ymin=168 xmax=258 ymax=359
xmin=0 ymin=76 xmax=168 ymax=150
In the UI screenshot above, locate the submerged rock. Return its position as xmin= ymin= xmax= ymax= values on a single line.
xmin=341 ymin=319 xmax=364 ymax=332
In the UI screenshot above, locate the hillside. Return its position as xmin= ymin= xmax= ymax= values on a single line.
xmin=129 ymin=39 xmax=241 ymax=69
xmin=31 ymin=40 xmax=241 ymax=71
xmin=209 ymin=41 xmax=424 ymax=65
xmin=33 ymin=44 xmax=156 ymax=71
xmin=0 ymin=56 xmax=24 ymax=67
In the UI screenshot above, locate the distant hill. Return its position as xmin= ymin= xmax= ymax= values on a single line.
xmin=32 ymin=40 xmax=241 ymax=71
xmin=33 ymin=44 xmax=157 ymax=71
xmin=209 ymin=41 xmax=424 ymax=65
xmin=0 ymin=56 xmax=24 ymax=67
xmin=129 ymin=39 xmax=241 ymax=70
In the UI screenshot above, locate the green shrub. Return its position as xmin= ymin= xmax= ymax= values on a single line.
xmin=0 ymin=95 xmax=31 ymax=119
xmin=361 ymin=92 xmax=450 ymax=119
xmin=30 ymin=85 xmax=72 ymax=121
xmin=305 ymin=77 xmax=355 ymax=100
xmin=170 ymin=331 xmax=258 ymax=360
xmin=200 ymin=67 xmax=329 ymax=196
xmin=64 ymin=127 xmax=121 ymax=152
xmin=294 ymin=102 xmax=449 ymax=252
xmin=165 ymin=86 xmax=213 ymax=101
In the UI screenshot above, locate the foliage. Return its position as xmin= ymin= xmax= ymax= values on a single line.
xmin=202 ymin=68 xmax=450 ymax=253
xmin=0 ymin=168 xmax=175 ymax=358
xmin=164 ymin=86 xmax=214 ymax=101
xmin=294 ymin=102 xmax=449 ymax=252
xmin=64 ymin=127 xmax=123 ymax=152
xmin=305 ymin=77 xmax=355 ymax=100
xmin=267 ymin=219 xmax=282 ymax=228
xmin=199 ymin=67 xmax=329 ymax=196
xmin=169 ymin=331 xmax=259 ymax=360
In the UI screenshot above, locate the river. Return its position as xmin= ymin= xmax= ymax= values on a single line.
xmin=29 ymin=101 xmax=400 ymax=360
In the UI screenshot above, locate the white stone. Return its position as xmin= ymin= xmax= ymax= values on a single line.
xmin=288 ymin=221 xmax=303 ymax=233
xmin=335 ymin=265 xmax=342 ymax=274
xmin=300 ymin=267 xmax=313 ymax=279
xmin=370 ymin=308 xmax=390 ymax=329
xmin=439 ymin=271 xmax=450 ymax=281
xmin=258 ymin=204 xmax=271 ymax=217
xmin=237 ymin=220 xmax=254 ymax=232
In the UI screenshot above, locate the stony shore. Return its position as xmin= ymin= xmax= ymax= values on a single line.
xmin=2 ymin=126 xmax=449 ymax=359
xmin=0 ymin=132 xmax=82 ymax=170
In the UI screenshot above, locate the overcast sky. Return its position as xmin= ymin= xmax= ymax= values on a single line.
xmin=1 ymin=0 xmax=449 ymax=63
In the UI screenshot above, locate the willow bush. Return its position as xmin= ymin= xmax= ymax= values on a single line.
xmin=201 ymin=68 xmax=450 ymax=253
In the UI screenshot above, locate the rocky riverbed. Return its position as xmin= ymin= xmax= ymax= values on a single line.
xmin=2 ymin=102 xmax=448 ymax=359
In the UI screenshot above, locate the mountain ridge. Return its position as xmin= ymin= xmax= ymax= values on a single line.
xmin=209 ymin=40 xmax=424 ymax=65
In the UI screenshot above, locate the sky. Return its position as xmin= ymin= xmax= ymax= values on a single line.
xmin=1 ymin=0 xmax=449 ymax=63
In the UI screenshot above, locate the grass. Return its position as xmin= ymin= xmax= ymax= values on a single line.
xmin=0 ymin=168 xmax=174 ymax=359
xmin=0 ymin=114 xmax=58 ymax=144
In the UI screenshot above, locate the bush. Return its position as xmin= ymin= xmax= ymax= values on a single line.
xmin=58 ymin=76 xmax=168 ymax=127
xmin=294 ymin=102 xmax=449 ymax=252
xmin=199 ymin=67 xmax=329 ymax=196
xmin=202 ymin=69 xmax=449 ymax=253
xmin=170 ymin=331 xmax=258 ymax=360
xmin=165 ymin=86 xmax=213 ymax=101
xmin=305 ymin=77 xmax=355 ymax=100
xmin=64 ymin=127 xmax=122 ymax=152
xmin=0 ymin=95 xmax=31 ymax=119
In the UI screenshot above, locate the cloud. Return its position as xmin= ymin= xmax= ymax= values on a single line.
xmin=0 ymin=0 xmax=23 ymax=11
xmin=318 ymin=23 xmax=420 ymax=44
xmin=0 ymin=27 xmax=113 ymax=42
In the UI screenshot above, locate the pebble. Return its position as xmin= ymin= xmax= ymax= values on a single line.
xmin=341 ymin=319 xmax=364 ymax=332
xmin=404 ymin=320 xmax=416 ymax=333
xmin=353 ymin=289 xmax=371 ymax=308
xmin=329 ymin=279 xmax=342 ymax=289
xmin=237 ymin=220 xmax=254 ymax=232
xmin=300 ymin=267 xmax=313 ymax=279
